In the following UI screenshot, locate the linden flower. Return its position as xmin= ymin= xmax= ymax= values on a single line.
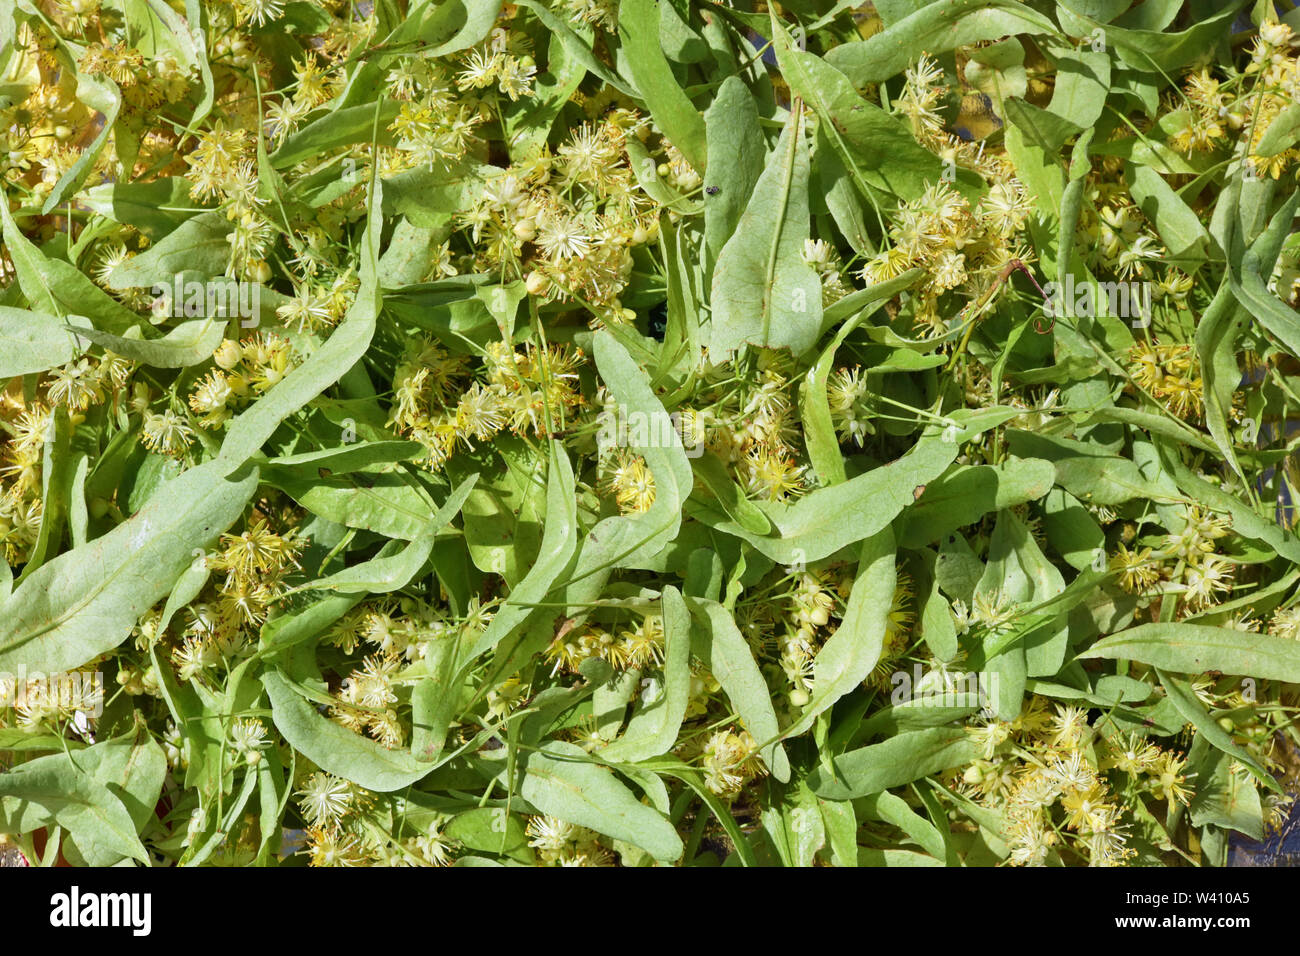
xmin=140 ymin=409 xmax=195 ymax=457
xmin=1152 ymin=752 xmax=1195 ymax=806
xmin=229 ymin=717 xmax=270 ymax=763
xmin=602 ymin=451 xmax=656 ymax=514
xmin=966 ymin=716 xmax=1013 ymax=759
xmin=264 ymin=96 xmax=309 ymax=147
xmin=1102 ymin=734 xmax=1162 ymax=775
xmin=453 ymin=383 xmax=508 ymax=443
xmin=293 ymin=53 xmax=335 ymax=108
xmin=92 ymin=241 xmax=131 ymax=287
xmin=1049 ymin=704 xmax=1090 ymax=749
xmin=1007 ymin=817 xmax=1057 ymax=867
xmin=1061 ymin=785 xmax=1114 ymax=831
xmin=562 ymin=0 xmax=619 ymax=30
xmin=7 ymin=403 xmax=50 ymax=455
xmin=791 ymin=571 xmax=836 ymax=630
xmin=215 ymin=517 xmax=302 ymax=580
xmin=276 ymin=283 xmax=332 ymax=334
xmin=899 ymin=52 xmax=947 ymax=135
xmin=189 ymin=371 xmax=234 ymax=427
xmin=1047 ymin=751 xmax=1098 ymax=794
xmin=172 ymin=635 xmax=220 ymax=682
xmin=618 ymin=615 xmax=664 ymax=669
xmin=1185 ymin=68 xmax=1227 ymax=117
xmin=1083 ymin=813 xmax=1136 ymax=867
xmin=407 ymin=827 xmax=454 ymax=867
xmin=296 ymin=772 xmax=352 ymax=827
xmin=303 ymin=825 xmax=364 ymax=867
xmin=932 ymin=249 xmax=967 ymax=291
xmin=535 ymin=210 xmax=592 ymax=261
xmin=526 ymin=815 xmax=577 ymax=855
xmin=743 ymin=446 xmax=806 ymax=502
xmin=1110 ymin=542 xmax=1160 ymax=594
xmin=861 ymin=246 xmax=914 ymax=283
xmin=1183 ymin=553 xmax=1234 ymax=609
xmin=702 ymin=729 xmax=767 ymax=798
xmin=1269 ymin=604 xmax=1300 ymax=640
xmin=46 ymin=360 xmax=102 ymax=411
xmin=978 ymin=179 xmax=1033 ymax=237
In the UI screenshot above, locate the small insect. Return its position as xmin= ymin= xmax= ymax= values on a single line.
xmin=913 ymin=484 xmax=926 ymax=501
xmin=705 ymin=184 xmax=720 ymax=195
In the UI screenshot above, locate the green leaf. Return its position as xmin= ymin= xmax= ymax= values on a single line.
xmin=799 ymin=269 xmax=925 ymax=486
xmin=60 ymin=726 xmax=168 ymax=866
xmin=42 ymin=72 xmax=122 ymax=213
xmin=513 ymin=0 xmax=636 ymax=96
xmin=1080 ymin=623 xmax=1300 ymax=682
xmin=826 ymin=0 xmax=1058 ymax=83
xmin=0 ymin=201 xmax=140 ymax=334
xmin=448 ymin=438 xmax=546 ymax=585
xmin=1195 ymin=279 xmax=1249 ymax=479
xmin=519 ymin=741 xmax=683 ymax=862
xmin=217 ymin=178 xmax=383 ymax=470
xmin=897 ymin=458 xmax=1056 ymax=548
xmin=1158 ymin=442 xmax=1300 ymax=565
xmin=784 ymin=526 xmax=896 ymax=739
xmin=444 ymin=807 xmax=535 ymax=864
xmin=1057 ymin=0 xmax=1249 ymax=73
xmin=468 ymin=440 xmax=577 ymax=660
xmin=979 ymin=509 xmax=1067 ymax=680
xmin=270 ymin=102 xmax=401 ymax=169
xmin=709 ymin=109 xmax=823 ymax=357
xmin=1187 ymin=744 xmax=1264 ymax=841
xmin=0 ymin=460 xmax=259 ymax=673
xmin=298 ymin=474 xmax=477 ymax=593
xmin=703 ymin=77 xmax=766 ymax=266
xmin=599 ymin=586 xmax=691 ymax=763
xmin=688 ymin=598 xmax=790 ymax=782
xmin=1127 ymin=164 xmax=1211 ymax=265
xmin=563 ymin=332 xmax=691 ymax=598
xmin=262 ymin=667 xmax=435 ymax=791
xmin=773 ymin=21 xmax=944 ymax=204
xmin=0 ymin=306 xmax=84 ymax=376
xmin=692 ymin=431 xmax=958 ymax=564
xmin=1157 ymin=669 xmax=1281 ymax=794
xmin=1254 ymin=102 xmax=1300 ymax=157
xmin=265 ymin=441 xmax=425 ymax=473
xmin=1045 ymin=46 xmax=1110 ymax=132
xmin=808 ymin=727 xmax=982 ymax=799
xmin=618 ymin=0 xmax=706 ymax=173
xmin=269 ymin=470 xmax=440 ymax=541
xmin=1004 ymin=429 xmax=1157 ymax=506
xmin=689 ymin=452 xmax=770 ymax=535
xmin=106 ymin=211 xmax=232 ymax=288
xmin=69 ymin=316 xmax=226 ymax=368
xmin=0 ymin=752 xmax=149 ymax=864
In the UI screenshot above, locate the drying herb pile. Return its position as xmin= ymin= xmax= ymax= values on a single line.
xmin=4 ymin=0 xmax=1300 ymax=867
